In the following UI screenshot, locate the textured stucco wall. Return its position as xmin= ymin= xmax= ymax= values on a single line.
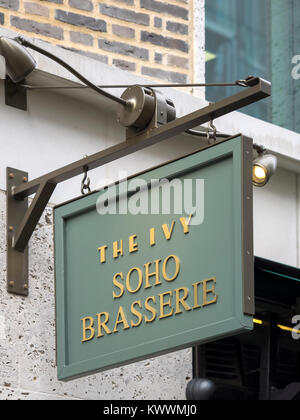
xmin=0 ymin=190 xmax=192 ymax=400
xmin=192 ymin=0 xmax=205 ymax=96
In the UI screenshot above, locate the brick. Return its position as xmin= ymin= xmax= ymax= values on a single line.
xmin=112 ymin=24 xmax=135 ymax=39
xmin=10 ymin=16 xmax=64 ymax=40
xmin=56 ymin=10 xmax=107 ymax=32
xmin=140 ymin=0 xmax=188 ymax=21
xmin=100 ymin=4 xmax=149 ymax=26
xmin=166 ymin=21 xmax=188 ymax=35
xmin=24 ymin=2 xmax=50 ymax=17
xmin=69 ymin=0 xmax=93 ymax=12
xmin=141 ymin=66 xmax=187 ymax=83
xmin=70 ymin=31 xmax=93 ymax=46
xmin=115 ymin=0 xmax=134 ymax=4
xmin=0 ymin=0 xmax=19 ymax=11
xmin=40 ymin=0 xmax=63 ymax=3
xmin=154 ymin=17 xmax=162 ymax=28
xmin=98 ymin=39 xmax=149 ymax=60
xmin=154 ymin=52 xmax=162 ymax=63
xmin=167 ymin=54 xmax=188 ymax=69
xmin=65 ymin=47 xmax=108 ymax=64
xmin=113 ymin=59 xmax=136 ymax=72
xmin=141 ymin=31 xmax=188 ymax=53
xmin=0 ymin=12 xmax=4 ymax=24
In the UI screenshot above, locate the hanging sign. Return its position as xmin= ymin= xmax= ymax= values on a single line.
xmin=54 ymin=135 xmax=254 ymax=381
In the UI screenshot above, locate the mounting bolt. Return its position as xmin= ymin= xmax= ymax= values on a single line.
xmin=22 ymin=176 xmax=28 ymax=182
xmin=8 ymin=226 xmax=14 ymax=232
xmin=8 ymin=173 xmax=14 ymax=179
xmin=9 ymin=281 xmax=14 ymax=287
xmin=23 ymin=284 xmax=28 ymax=290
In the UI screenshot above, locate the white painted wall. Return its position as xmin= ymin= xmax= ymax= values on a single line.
xmin=253 ymin=168 xmax=298 ymax=267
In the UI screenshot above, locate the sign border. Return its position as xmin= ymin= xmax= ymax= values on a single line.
xmin=54 ymin=134 xmax=254 ymax=381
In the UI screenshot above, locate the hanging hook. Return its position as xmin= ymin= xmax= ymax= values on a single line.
xmin=81 ymin=165 xmax=91 ymax=195
xmin=207 ymin=119 xmax=217 ymax=144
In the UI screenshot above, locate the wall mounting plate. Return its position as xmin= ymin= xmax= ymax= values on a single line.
xmin=5 ymin=78 xmax=27 ymax=111
xmin=7 ymin=167 xmax=29 ymax=296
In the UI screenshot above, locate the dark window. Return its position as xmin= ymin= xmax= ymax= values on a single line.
xmin=205 ymin=0 xmax=300 ymax=134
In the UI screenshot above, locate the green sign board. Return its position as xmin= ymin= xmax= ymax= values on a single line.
xmin=54 ymin=135 xmax=254 ymax=381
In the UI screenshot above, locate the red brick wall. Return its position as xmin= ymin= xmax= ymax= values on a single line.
xmin=0 ymin=0 xmax=194 ymax=83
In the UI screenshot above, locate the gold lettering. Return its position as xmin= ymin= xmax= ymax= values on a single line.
xmin=113 ymin=240 xmax=123 ymax=259
xmin=144 ymin=259 xmax=161 ymax=289
xmin=96 ymin=312 xmax=112 ymax=337
xmin=203 ymin=278 xmax=218 ymax=307
xmin=98 ymin=245 xmax=108 ymax=263
xmin=130 ymin=300 xmax=143 ymax=328
xmin=159 ymin=291 xmax=174 ymax=319
xmin=149 ymin=227 xmax=155 ymax=246
xmin=126 ymin=267 xmax=143 ymax=294
xmin=192 ymin=281 xmax=202 ymax=309
xmin=113 ymin=306 xmax=130 ymax=333
xmin=129 ymin=234 xmax=138 ymax=253
xmin=174 ymin=287 xmax=191 ymax=314
xmin=162 ymin=221 xmax=175 ymax=241
xmin=81 ymin=316 xmax=95 ymax=343
xmin=112 ymin=272 xmax=124 ymax=299
xmin=162 ymin=255 xmax=180 ymax=282
xmin=144 ymin=296 xmax=157 ymax=323
xmin=179 ymin=214 xmax=193 ymax=234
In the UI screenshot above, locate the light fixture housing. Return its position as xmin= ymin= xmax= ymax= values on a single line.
xmin=252 ymin=154 xmax=277 ymax=187
xmin=0 ymin=36 xmax=36 ymax=83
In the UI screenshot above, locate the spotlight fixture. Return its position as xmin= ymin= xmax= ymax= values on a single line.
xmin=252 ymin=152 xmax=277 ymax=187
xmin=0 ymin=36 xmax=36 ymax=83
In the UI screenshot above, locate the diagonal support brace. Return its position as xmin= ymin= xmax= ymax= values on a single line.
xmin=5 ymin=77 xmax=28 ymax=111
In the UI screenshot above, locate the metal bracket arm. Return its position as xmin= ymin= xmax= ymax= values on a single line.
xmin=7 ymin=78 xmax=271 ymax=295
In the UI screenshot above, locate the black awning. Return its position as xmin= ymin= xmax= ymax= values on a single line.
xmin=255 ymin=256 xmax=300 ymax=309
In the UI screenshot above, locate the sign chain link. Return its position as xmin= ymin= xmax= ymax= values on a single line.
xmin=81 ymin=166 xmax=91 ymax=195
xmin=207 ymin=119 xmax=217 ymax=144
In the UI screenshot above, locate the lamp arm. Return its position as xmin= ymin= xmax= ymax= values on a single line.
xmin=15 ymin=36 xmax=128 ymax=107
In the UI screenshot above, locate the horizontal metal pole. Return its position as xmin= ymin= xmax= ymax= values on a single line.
xmin=13 ymin=78 xmax=271 ymax=200
xmin=20 ymin=76 xmax=258 ymax=91
xmin=21 ymin=82 xmax=246 ymax=90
